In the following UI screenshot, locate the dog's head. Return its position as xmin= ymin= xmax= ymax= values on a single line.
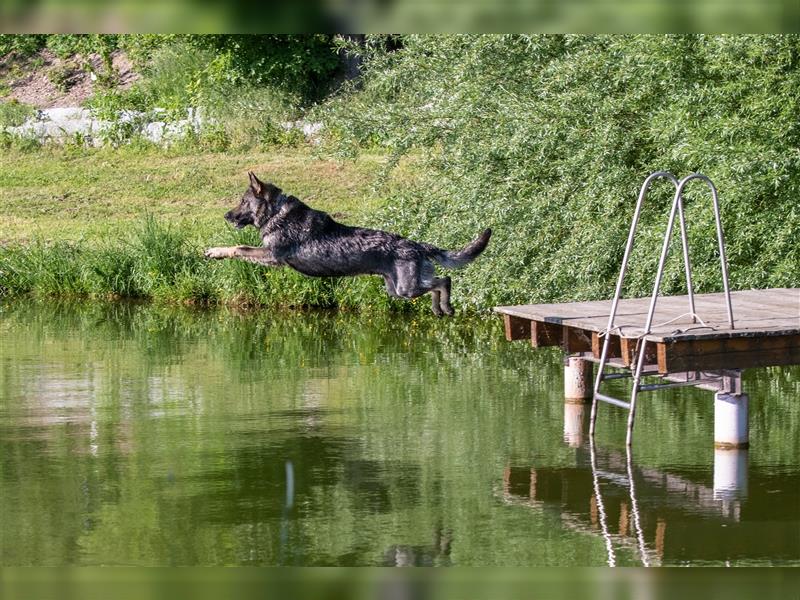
xmin=224 ymin=172 xmax=282 ymax=229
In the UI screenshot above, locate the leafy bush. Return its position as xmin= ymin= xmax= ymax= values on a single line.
xmin=45 ymin=34 xmax=106 ymax=59
xmin=320 ymin=34 xmax=800 ymax=308
xmin=0 ymin=34 xmax=46 ymax=57
xmin=179 ymin=34 xmax=341 ymax=104
xmin=85 ymin=40 xmax=309 ymax=148
xmin=138 ymin=41 xmax=217 ymax=113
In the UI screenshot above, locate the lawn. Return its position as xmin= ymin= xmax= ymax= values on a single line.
xmin=0 ymin=143 xmax=430 ymax=310
xmin=0 ymin=144 xmax=406 ymax=245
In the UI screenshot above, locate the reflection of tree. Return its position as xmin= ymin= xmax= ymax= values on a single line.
xmin=1 ymin=301 xmax=798 ymax=566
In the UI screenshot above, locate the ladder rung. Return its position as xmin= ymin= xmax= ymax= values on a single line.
xmin=601 ymin=372 xmax=632 ymax=380
xmin=595 ymin=392 xmax=631 ymax=410
xmin=638 ymin=378 xmax=717 ymax=392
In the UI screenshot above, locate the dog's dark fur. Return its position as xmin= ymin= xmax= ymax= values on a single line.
xmin=205 ymin=172 xmax=491 ymax=316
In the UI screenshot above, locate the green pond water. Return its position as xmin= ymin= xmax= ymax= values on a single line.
xmin=0 ymin=302 xmax=798 ymax=566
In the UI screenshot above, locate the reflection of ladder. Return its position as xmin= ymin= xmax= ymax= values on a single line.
xmin=590 ymin=172 xmax=735 ymax=446
xmin=589 ymin=439 xmax=653 ymax=566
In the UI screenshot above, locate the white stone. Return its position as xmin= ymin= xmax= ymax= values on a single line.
xmin=5 ymin=105 xmax=321 ymax=146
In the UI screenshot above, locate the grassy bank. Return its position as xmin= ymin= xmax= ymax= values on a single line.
xmin=0 ymin=144 xmax=435 ymax=313
xmin=5 ymin=35 xmax=799 ymax=315
xmin=0 ymin=145 xmax=397 ymax=243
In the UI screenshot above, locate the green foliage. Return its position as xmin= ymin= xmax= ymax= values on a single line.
xmin=45 ymin=61 xmax=78 ymax=92
xmin=116 ymin=34 xmax=171 ymax=71
xmin=0 ymin=34 xmax=46 ymax=57
xmin=0 ymin=99 xmax=35 ymax=128
xmin=0 ymin=35 xmax=343 ymax=151
xmin=0 ymin=100 xmax=40 ymax=152
xmin=81 ymin=35 xmax=340 ymax=111
xmin=0 ymin=240 xmax=84 ymax=297
xmin=44 ymin=34 xmax=118 ymax=87
xmin=84 ymin=41 xmax=307 ymax=148
xmin=179 ymin=34 xmax=341 ymax=103
xmin=138 ymin=41 xmax=217 ymax=113
xmin=130 ymin=214 xmax=201 ymax=295
xmin=320 ymin=34 xmax=800 ymax=307
xmin=44 ymin=34 xmax=111 ymax=59
xmin=198 ymin=84 xmax=302 ymax=149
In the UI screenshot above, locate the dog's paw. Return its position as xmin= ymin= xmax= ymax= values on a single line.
xmin=204 ymin=247 xmax=230 ymax=259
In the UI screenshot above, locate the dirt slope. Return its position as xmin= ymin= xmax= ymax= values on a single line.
xmin=0 ymin=49 xmax=139 ymax=109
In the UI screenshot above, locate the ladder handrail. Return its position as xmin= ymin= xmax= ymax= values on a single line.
xmin=591 ymin=171 xmax=694 ymax=436
xmin=641 ymin=173 xmax=735 ymax=337
xmin=591 ymin=171 xmax=735 ymax=445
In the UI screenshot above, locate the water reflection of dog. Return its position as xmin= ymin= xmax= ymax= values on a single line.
xmin=381 ymin=527 xmax=453 ymax=566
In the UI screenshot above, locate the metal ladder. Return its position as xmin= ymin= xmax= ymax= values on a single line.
xmin=590 ymin=172 xmax=735 ymax=446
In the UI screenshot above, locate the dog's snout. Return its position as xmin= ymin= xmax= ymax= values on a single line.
xmin=224 ymin=210 xmax=234 ymax=222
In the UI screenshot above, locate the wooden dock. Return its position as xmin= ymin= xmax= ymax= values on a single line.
xmin=496 ymin=288 xmax=800 ymax=374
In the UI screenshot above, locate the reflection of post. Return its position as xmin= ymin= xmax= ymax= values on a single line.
xmin=655 ymin=518 xmax=666 ymax=562
xmin=565 ymin=357 xmax=591 ymax=448
xmin=619 ymin=501 xmax=629 ymax=536
xmin=714 ymin=388 xmax=749 ymax=507
xmin=563 ymin=402 xmax=588 ymax=447
xmin=713 ymin=448 xmax=749 ymax=500
xmin=529 ymin=467 xmax=537 ymax=500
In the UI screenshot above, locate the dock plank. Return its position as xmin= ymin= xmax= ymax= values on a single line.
xmin=497 ymin=288 xmax=800 ymax=372
xmin=496 ymin=288 xmax=800 ymax=343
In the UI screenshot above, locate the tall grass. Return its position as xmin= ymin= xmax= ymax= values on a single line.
xmin=0 ymin=216 xmax=420 ymax=313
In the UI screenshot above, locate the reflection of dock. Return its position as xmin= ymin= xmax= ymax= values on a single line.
xmin=498 ymin=445 xmax=800 ymax=565
xmin=497 ymin=288 xmax=800 ymax=448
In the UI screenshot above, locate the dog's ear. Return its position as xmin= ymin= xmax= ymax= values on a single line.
xmin=248 ymin=171 xmax=264 ymax=197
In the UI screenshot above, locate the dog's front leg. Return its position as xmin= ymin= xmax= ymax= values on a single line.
xmin=204 ymin=245 xmax=281 ymax=267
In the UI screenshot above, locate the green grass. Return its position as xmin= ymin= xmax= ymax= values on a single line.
xmin=0 ymin=144 xmax=406 ymax=245
xmin=0 ymin=144 xmax=433 ymax=312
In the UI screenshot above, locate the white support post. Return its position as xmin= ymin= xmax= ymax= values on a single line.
xmin=564 ymin=357 xmax=593 ymax=402
xmin=714 ymin=392 xmax=749 ymax=449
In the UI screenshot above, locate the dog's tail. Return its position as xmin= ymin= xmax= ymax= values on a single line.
xmin=427 ymin=228 xmax=492 ymax=269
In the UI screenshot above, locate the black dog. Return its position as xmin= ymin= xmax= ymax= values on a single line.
xmin=205 ymin=172 xmax=491 ymax=316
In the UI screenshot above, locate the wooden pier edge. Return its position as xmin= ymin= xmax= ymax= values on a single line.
xmin=497 ymin=288 xmax=800 ymax=373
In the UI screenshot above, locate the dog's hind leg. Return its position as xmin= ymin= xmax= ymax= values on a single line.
xmin=383 ymin=274 xmax=401 ymax=298
xmin=393 ymin=260 xmax=430 ymax=299
xmin=392 ymin=261 xmax=455 ymax=317
xmin=430 ymin=287 xmax=443 ymax=317
xmin=432 ymin=276 xmax=453 ymax=316
xmin=204 ymin=246 xmax=281 ymax=267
